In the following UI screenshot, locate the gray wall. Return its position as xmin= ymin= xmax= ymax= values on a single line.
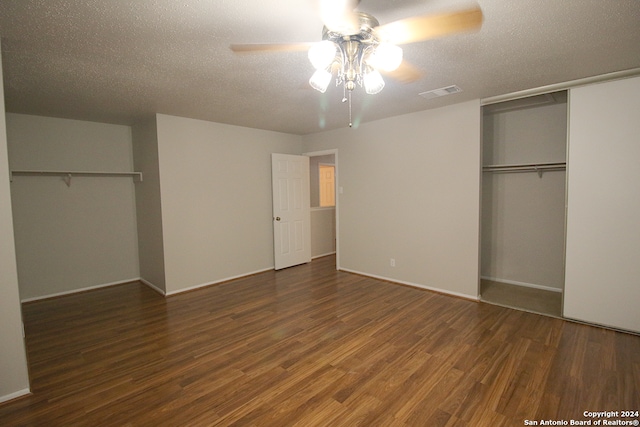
xmin=155 ymin=114 xmax=303 ymax=294
xmin=0 ymin=42 xmax=30 ymax=402
xmin=7 ymin=114 xmax=140 ymax=301
xmin=303 ymin=101 xmax=482 ymax=299
xmin=311 ymin=207 xmax=336 ymax=258
xmin=132 ymin=117 xmax=166 ymax=293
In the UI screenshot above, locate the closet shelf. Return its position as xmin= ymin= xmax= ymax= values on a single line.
xmin=482 ymin=162 xmax=566 ymax=177
xmin=10 ymin=170 xmax=143 ymax=187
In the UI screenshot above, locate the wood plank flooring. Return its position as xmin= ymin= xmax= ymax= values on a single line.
xmin=1 ymin=255 xmax=639 ymax=426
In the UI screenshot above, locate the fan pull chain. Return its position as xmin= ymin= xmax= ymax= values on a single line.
xmin=348 ymin=90 xmax=353 ymax=128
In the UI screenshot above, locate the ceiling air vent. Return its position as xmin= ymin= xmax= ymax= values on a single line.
xmin=419 ymin=85 xmax=462 ymax=100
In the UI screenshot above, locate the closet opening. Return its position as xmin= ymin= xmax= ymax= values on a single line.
xmin=480 ymin=91 xmax=568 ymax=317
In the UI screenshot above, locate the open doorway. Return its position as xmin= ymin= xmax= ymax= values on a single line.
xmin=305 ymin=149 xmax=338 ymax=269
xmin=318 ymin=164 xmax=335 ymax=207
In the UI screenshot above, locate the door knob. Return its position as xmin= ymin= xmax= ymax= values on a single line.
xmin=275 ymin=217 xmax=281 ymax=221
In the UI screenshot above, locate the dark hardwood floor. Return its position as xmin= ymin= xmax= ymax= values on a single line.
xmin=1 ymin=255 xmax=639 ymax=426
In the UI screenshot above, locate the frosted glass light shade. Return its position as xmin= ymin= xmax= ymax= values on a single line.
xmin=364 ymin=69 xmax=385 ymax=94
xmin=309 ymin=69 xmax=332 ymax=93
xmin=368 ymin=43 xmax=403 ymax=72
xmin=308 ymin=41 xmax=337 ymax=70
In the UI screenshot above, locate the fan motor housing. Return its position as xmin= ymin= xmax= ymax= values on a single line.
xmin=322 ymin=12 xmax=380 ymax=45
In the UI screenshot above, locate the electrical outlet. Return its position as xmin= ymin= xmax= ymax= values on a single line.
xmin=390 ymin=258 xmax=395 ymax=267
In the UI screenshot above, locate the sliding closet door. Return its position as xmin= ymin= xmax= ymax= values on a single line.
xmin=564 ymin=76 xmax=640 ymax=333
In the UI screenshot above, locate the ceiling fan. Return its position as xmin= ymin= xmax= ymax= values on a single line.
xmin=230 ymin=0 xmax=483 ymax=126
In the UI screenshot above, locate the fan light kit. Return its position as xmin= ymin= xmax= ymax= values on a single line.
xmin=231 ymin=1 xmax=483 ymax=127
xmin=307 ymin=13 xmax=403 ymax=96
xmin=307 ymin=12 xmax=405 ymax=126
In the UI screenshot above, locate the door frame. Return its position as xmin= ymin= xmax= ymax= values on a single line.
xmin=304 ymin=149 xmax=340 ymax=271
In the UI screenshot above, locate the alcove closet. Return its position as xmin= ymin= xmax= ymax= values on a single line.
xmin=480 ymin=91 xmax=568 ymax=317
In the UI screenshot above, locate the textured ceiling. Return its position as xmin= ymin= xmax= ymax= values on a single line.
xmin=1 ymin=0 xmax=639 ymax=135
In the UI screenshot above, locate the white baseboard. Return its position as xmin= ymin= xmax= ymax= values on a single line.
xmin=164 ymin=267 xmax=275 ymax=296
xmin=19 ymin=267 xmax=281 ymax=301
xmin=21 ymin=278 xmax=141 ymax=303
xmin=480 ymin=276 xmax=563 ymax=293
xmin=0 ymin=388 xmax=31 ymax=404
xmin=339 ymin=268 xmax=479 ymax=301
xmin=312 ymin=251 xmax=336 ymax=260
xmin=139 ymin=278 xmax=166 ymax=296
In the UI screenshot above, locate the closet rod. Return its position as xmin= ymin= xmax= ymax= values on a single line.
xmin=482 ymin=162 xmax=566 ymax=174
xmin=10 ymin=170 xmax=143 ymax=185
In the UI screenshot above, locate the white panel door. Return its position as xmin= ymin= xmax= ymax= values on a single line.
xmin=272 ymin=153 xmax=311 ymax=270
xmin=564 ymin=76 xmax=640 ymax=333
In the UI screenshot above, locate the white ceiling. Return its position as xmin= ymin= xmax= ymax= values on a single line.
xmin=1 ymin=0 xmax=639 ymax=135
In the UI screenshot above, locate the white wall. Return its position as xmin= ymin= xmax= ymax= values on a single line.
xmin=481 ymin=101 xmax=567 ymax=290
xmin=132 ymin=117 xmax=166 ymax=293
xmin=0 ymin=41 xmax=31 ymax=402
xmin=7 ymin=114 xmax=140 ymax=300
xmin=564 ymin=76 xmax=640 ymax=333
xmin=303 ymin=101 xmax=481 ymax=299
xmin=155 ymin=114 xmax=302 ymax=294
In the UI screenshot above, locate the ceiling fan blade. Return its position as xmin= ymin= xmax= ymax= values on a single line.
xmin=381 ymin=60 xmax=424 ymax=84
xmin=374 ymin=5 xmax=483 ymax=45
xmin=230 ymin=43 xmax=313 ymax=53
xmin=318 ymin=0 xmax=360 ymax=34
